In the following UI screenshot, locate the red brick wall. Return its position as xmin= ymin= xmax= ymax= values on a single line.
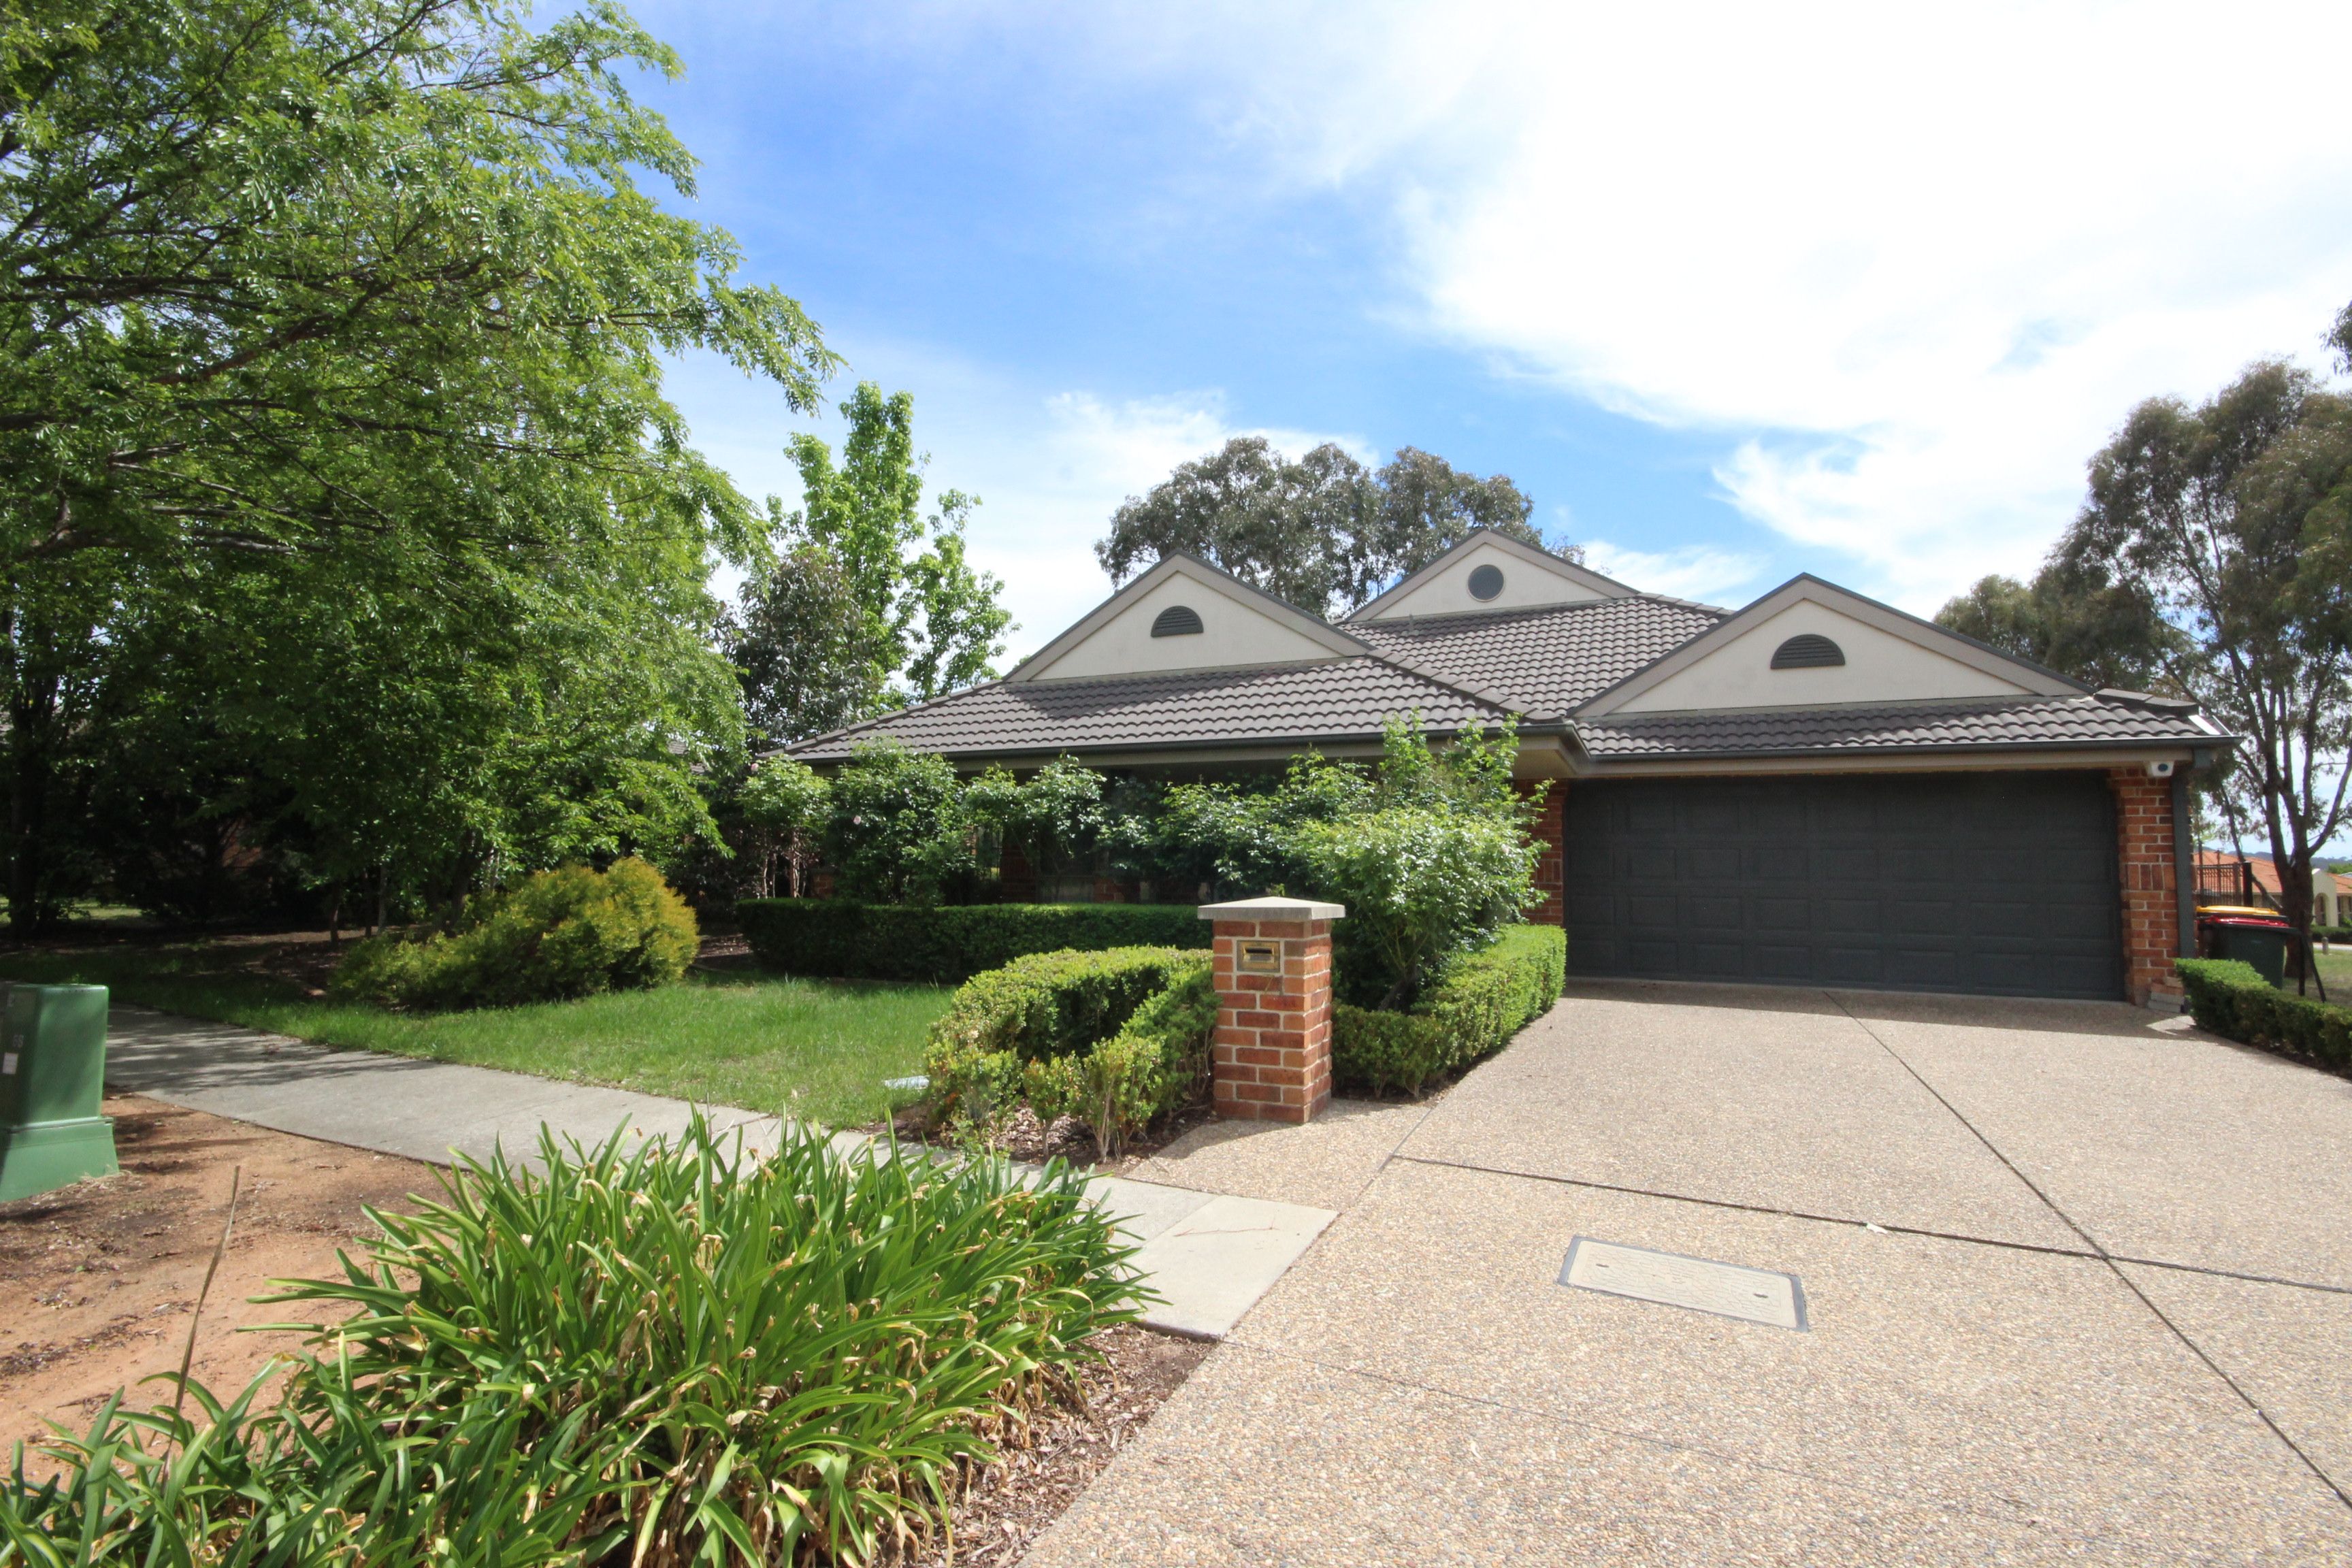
xmin=2108 ymin=768 xmax=2183 ymax=1005
xmin=1209 ymin=917 xmax=1335 ymax=1123
xmin=1521 ymin=782 xmax=1565 ymax=926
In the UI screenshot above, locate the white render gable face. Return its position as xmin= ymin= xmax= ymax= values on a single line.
xmin=1584 ymin=578 xmax=2078 ymax=717
xmin=1353 ymin=533 xmax=1629 ymax=621
xmin=1011 ymin=557 xmax=1359 ymax=683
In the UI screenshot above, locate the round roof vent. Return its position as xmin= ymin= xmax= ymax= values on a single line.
xmin=1467 ymin=564 xmax=1505 ymax=601
xmin=1151 ymin=604 xmax=1205 ymax=638
xmin=1771 ymin=634 xmax=1846 ymax=669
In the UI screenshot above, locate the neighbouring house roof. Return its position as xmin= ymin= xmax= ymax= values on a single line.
xmin=2192 ymin=851 xmax=2347 ymax=900
xmin=784 ymin=531 xmax=2230 ymax=773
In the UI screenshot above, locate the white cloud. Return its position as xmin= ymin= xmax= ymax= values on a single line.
xmin=1580 ymin=541 xmax=1767 ymax=608
xmin=1055 ymin=0 xmax=2352 ymax=610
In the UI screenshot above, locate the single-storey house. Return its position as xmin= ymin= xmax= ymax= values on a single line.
xmin=790 ymin=532 xmax=2230 ymax=1005
xmin=2191 ymin=850 xmax=2349 ymax=926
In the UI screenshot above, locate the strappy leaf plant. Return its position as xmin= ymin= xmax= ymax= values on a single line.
xmin=3 ymin=1117 xmax=1143 ymax=1565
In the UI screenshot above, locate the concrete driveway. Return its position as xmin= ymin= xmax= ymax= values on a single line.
xmin=1025 ymin=983 xmax=2352 ymax=1566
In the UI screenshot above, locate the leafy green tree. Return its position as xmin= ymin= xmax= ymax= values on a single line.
xmin=1 ymin=0 xmax=829 ymax=928
xmin=2061 ymin=355 xmax=2352 ymax=977
xmin=1935 ymin=559 xmax=2184 ymax=693
xmin=724 ymin=546 xmax=878 ymax=746
xmin=823 ymin=742 xmax=970 ymax=904
xmin=738 ymin=756 xmax=830 ymax=897
xmin=732 ymin=387 xmax=1011 ymax=742
xmin=1096 ymin=437 xmax=1557 ymax=616
xmin=962 ymin=757 xmax=1108 ymax=887
xmin=902 ymin=493 xmax=1013 ymax=702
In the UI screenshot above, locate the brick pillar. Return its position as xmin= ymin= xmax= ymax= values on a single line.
xmin=2108 ymin=767 xmax=2183 ymax=1007
xmin=1198 ymin=896 xmax=1345 ymax=1123
xmin=1520 ymin=781 xmax=1565 ymax=926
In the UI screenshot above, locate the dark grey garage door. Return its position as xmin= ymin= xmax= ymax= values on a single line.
xmin=1563 ymin=772 xmax=2123 ymax=999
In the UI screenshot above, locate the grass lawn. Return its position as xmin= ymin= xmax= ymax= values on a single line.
xmin=0 ymin=939 xmax=951 ymax=1129
xmin=2308 ymin=945 xmax=2352 ymax=999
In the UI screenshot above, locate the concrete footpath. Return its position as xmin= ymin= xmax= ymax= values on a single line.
xmin=101 ymin=1006 xmax=1333 ymax=1340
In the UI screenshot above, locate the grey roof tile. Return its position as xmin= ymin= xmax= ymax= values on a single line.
xmin=789 ymin=657 xmax=1514 ymax=762
xmin=1346 ymin=597 xmax=1722 ymax=717
xmin=1573 ymin=696 xmax=2215 ymax=758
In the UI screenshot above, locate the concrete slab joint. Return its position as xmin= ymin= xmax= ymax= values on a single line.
xmin=1198 ymin=897 xmax=1345 ymax=1124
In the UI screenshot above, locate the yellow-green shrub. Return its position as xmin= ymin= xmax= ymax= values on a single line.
xmin=330 ymin=858 xmax=698 ymax=1010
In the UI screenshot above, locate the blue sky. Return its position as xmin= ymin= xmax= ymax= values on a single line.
xmin=633 ymin=1 xmax=2352 ymax=662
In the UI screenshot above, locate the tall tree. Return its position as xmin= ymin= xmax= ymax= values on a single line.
xmin=1096 ymin=438 xmax=1555 ymax=617
xmin=1934 ymin=557 xmax=2184 ymax=693
xmin=0 ymin=0 xmax=836 ymax=928
xmin=730 ymin=384 xmax=1011 ymax=744
xmin=2061 ymin=357 xmax=2352 ymax=976
xmin=725 ymin=545 xmax=877 ymax=747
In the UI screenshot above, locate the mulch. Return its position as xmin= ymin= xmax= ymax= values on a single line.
xmin=901 ymin=1323 xmax=1211 ymax=1567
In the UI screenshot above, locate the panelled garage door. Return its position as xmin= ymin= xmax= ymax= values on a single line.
xmin=1563 ymin=772 xmax=2123 ymax=1000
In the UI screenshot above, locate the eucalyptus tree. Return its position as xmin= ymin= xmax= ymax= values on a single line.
xmin=1096 ymin=437 xmax=1552 ymax=617
xmin=0 ymin=0 xmax=835 ymax=926
xmin=2060 ymin=356 xmax=2352 ymax=974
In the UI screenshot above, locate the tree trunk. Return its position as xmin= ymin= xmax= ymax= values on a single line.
xmin=6 ymin=669 xmax=61 ymax=938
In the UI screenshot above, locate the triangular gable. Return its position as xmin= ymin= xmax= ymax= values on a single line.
xmin=1349 ymin=529 xmax=1635 ymax=621
xmin=1578 ymin=575 xmax=2085 ymax=717
xmin=1008 ymin=553 xmax=1367 ymax=683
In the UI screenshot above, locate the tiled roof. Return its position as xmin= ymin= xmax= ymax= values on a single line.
xmin=1345 ymin=597 xmax=1722 ymax=717
xmin=1573 ymin=696 xmax=2217 ymax=758
xmin=789 ymin=657 xmax=1514 ymax=762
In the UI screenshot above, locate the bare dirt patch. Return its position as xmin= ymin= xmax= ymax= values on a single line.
xmin=0 ymin=1095 xmax=433 ymax=1459
xmin=904 ymin=1323 xmax=1210 ymax=1567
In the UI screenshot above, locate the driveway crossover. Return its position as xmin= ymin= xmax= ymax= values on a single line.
xmin=1036 ymin=983 xmax=2352 ymax=1566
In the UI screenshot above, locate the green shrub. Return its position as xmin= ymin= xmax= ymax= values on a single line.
xmin=4 ymin=1117 xmax=1139 ymax=1565
xmin=1335 ymin=924 xmax=1566 ymax=1096
xmin=824 ymin=740 xmax=971 ymax=904
xmin=1300 ymin=804 xmax=1540 ymax=1008
xmin=738 ymin=899 xmax=1207 ymax=983
xmin=1121 ymin=719 xmax=1541 ymax=1008
xmin=329 ymin=858 xmax=698 ymax=1010
xmin=924 ymin=947 xmax=1215 ymax=1150
xmin=2176 ymin=957 xmax=2352 ymax=1068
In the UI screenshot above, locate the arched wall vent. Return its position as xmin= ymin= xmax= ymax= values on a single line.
xmin=1467 ymin=564 xmax=1506 ymax=601
xmin=1771 ymin=634 xmax=1846 ymax=669
xmin=1151 ymin=604 xmax=1205 ymax=638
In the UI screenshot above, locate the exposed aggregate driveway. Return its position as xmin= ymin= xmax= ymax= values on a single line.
xmin=1026 ymin=983 xmax=2352 ymax=1566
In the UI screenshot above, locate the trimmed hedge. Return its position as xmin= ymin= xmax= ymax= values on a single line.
xmin=1334 ymin=924 xmax=1567 ymax=1096
xmin=737 ymin=900 xmax=1207 ymax=984
xmin=2176 ymin=958 xmax=2352 ymax=1069
xmin=923 ymin=947 xmax=1216 ymax=1152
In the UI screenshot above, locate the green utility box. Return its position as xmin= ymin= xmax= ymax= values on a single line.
xmin=0 ymin=983 xmax=118 ymax=1202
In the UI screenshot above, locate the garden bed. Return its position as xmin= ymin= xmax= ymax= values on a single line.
xmin=905 ymin=1324 xmax=1207 ymax=1567
xmin=1 ymin=1096 xmax=429 ymax=1467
